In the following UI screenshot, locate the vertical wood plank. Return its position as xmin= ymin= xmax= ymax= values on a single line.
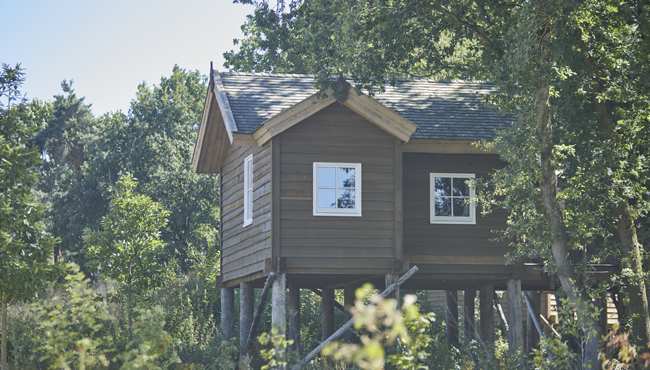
xmin=288 ymin=282 xmax=301 ymax=363
xmin=507 ymin=279 xmax=523 ymax=355
xmin=385 ymin=273 xmax=400 ymax=302
xmin=525 ymin=291 xmax=540 ymax=357
xmin=344 ymin=284 xmax=356 ymax=343
xmin=272 ymin=273 xmax=287 ymax=367
xmin=272 ymin=136 xmax=281 ymax=266
xmin=479 ymin=285 xmax=495 ymax=344
xmin=446 ymin=290 xmax=460 ymax=348
xmin=464 ymin=289 xmax=476 ymax=347
xmin=221 ymin=287 xmax=235 ymax=341
xmin=394 ymin=138 xmax=403 ymax=262
xmin=240 ymin=282 xmax=254 ymax=349
xmin=322 ymin=288 xmax=335 ymax=341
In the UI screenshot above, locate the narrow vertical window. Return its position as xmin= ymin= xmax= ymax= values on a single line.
xmin=243 ymin=154 xmax=253 ymax=227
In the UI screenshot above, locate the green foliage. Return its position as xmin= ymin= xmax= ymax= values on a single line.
xmin=85 ymin=173 xmax=173 ymax=296
xmin=0 ymin=62 xmax=62 ymax=305
xmin=36 ymin=265 xmax=113 ymax=370
xmin=258 ymin=326 xmax=293 ymax=370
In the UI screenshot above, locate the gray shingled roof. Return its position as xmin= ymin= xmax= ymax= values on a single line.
xmin=220 ymin=72 xmax=515 ymax=140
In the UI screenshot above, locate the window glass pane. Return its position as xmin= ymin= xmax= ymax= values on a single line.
xmin=453 ymin=198 xmax=470 ymax=217
xmin=338 ymin=167 xmax=355 ymax=187
xmin=318 ymin=167 xmax=336 ymax=187
xmin=337 ymin=189 xmax=355 ymax=209
xmin=453 ymin=178 xmax=470 ymax=197
xmin=318 ymin=188 xmax=336 ymax=208
xmin=435 ymin=177 xmax=451 ymax=196
xmin=435 ymin=197 xmax=451 ymax=216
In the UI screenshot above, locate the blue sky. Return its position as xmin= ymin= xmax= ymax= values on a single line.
xmin=1 ymin=0 xmax=254 ymax=115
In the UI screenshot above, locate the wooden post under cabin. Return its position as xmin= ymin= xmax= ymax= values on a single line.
xmin=344 ymin=284 xmax=356 ymax=343
xmin=385 ymin=273 xmax=400 ymax=302
xmin=464 ymin=289 xmax=476 ymax=347
xmin=479 ymin=285 xmax=495 ymax=344
xmin=240 ymin=282 xmax=254 ymax=348
xmin=288 ymin=282 xmax=301 ymax=361
xmin=525 ymin=291 xmax=540 ymax=357
xmin=322 ymin=288 xmax=335 ymax=341
xmin=446 ymin=290 xmax=460 ymax=348
xmin=507 ymin=279 xmax=523 ymax=354
xmin=221 ymin=287 xmax=235 ymax=341
xmin=272 ymin=273 xmax=286 ymax=366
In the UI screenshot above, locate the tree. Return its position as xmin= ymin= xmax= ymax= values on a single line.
xmin=0 ymin=63 xmax=63 ymax=370
xmin=84 ymin=173 xmax=172 ymax=339
xmin=226 ymin=0 xmax=650 ymax=364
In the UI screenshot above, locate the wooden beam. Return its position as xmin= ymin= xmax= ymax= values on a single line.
xmin=446 ymin=290 xmax=460 ymax=348
xmin=292 ymin=265 xmax=419 ymax=370
xmin=272 ymin=272 xmax=287 ymax=364
xmin=494 ymin=291 xmax=509 ymax=337
xmin=344 ymin=284 xmax=356 ymax=344
xmin=212 ymin=70 xmax=238 ymax=143
xmin=394 ymin=138 xmax=403 ymax=263
xmin=343 ymin=91 xmax=418 ymax=143
xmin=192 ymin=89 xmax=213 ymax=170
xmin=506 ymin=279 xmax=523 ymax=355
xmin=403 ymin=254 xmax=508 ymax=265
xmin=232 ymin=133 xmax=257 ymax=147
xmin=479 ymin=285 xmax=494 ymax=344
xmin=271 ymin=136 xmax=281 ymax=267
xmin=221 ymin=287 xmax=235 ymax=341
xmin=385 ymin=273 xmax=399 ymax=302
xmin=322 ymin=288 xmax=335 ymax=341
xmin=240 ymin=282 xmax=254 ymax=352
xmin=288 ymin=282 xmax=301 ymax=363
xmin=246 ymin=272 xmax=276 ymax=349
xmin=403 ymin=139 xmax=497 ymax=154
xmin=464 ymin=289 xmax=476 ymax=347
xmin=524 ymin=291 xmax=542 ymax=357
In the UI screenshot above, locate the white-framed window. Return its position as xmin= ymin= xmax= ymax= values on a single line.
xmin=313 ymin=162 xmax=362 ymax=217
xmin=243 ymin=154 xmax=253 ymax=227
xmin=430 ymin=173 xmax=475 ymax=224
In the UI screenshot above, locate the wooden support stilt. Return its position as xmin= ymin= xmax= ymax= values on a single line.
xmin=240 ymin=282 xmax=254 ymax=349
xmin=525 ymin=291 xmax=541 ymax=357
xmin=309 ymin=288 xmax=345 ymax=312
xmin=479 ymin=285 xmax=494 ymax=344
xmin=292 ymin=265 xmax=419 ymax=370
xmin=494 ymin=291 xmax=509 ymax=337
xmin=246 ymin=272 xmax=276 ymax=349
xmin=464 ymin=289 xmax=476 ymax=347
xmin=272 ymin=273 xmax=287 ymax=368
xmin=322 ymin=288 xmax=335 ymax=341
xmin=221 ymin=287 xmax=235 ymax=341
xmin=507 ymin=279 xmax=523 ymax=355
xmin=385 ymin=273 xmax=400 ymax=302
xmin=344 ymin=284 xmax=356 ymax=343
xmin=446 ymin=290 xmax=460 ymax=348
xmin=288 ymin=282 xmax=301 ymax=363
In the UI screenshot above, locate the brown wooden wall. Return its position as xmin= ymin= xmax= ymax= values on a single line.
xmin=403 ymin=153 xmax=511 ymax=276
xmin=220 ymin=142 xmax=272 ymax=281
xmin=278 ymin=103 xmax=398 ymax=274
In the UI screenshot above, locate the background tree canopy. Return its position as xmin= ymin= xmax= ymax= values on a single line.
xmin=35 ymin=65 xmax=220 ymax=273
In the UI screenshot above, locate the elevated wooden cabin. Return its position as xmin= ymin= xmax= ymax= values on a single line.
xmin=192 ymin=68 xmax=613 ymax=354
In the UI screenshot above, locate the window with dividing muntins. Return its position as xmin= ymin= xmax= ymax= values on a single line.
xmin=430 ymin=173 xmax=476 ymax=224
xmin=313 ymin=162 xmax=362 ymax=217
xmin=243 ymin=154 xmax=253 ymax=227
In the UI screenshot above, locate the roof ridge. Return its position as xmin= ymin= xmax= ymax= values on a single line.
xmin=220 ymin=71 xmax=492 ymax=84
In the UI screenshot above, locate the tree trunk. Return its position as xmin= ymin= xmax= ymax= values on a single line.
xmin=616 ymin=205 xmax=650 ymax=345
xmin=580 ymin=41 xmax=650 ymax=346
xmin=2 ymin=295 xmax=7 ymax=370
xmin=536 ymin=83 xmax=601 ymax=369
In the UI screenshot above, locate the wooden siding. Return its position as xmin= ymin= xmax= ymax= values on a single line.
xmin=279 ymin=103 xmax=397 ymax=273
xmin=221 ymin=143 xmax=272 ymax=281
xmin=403 ymin=153 xmax=511 ymax=275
